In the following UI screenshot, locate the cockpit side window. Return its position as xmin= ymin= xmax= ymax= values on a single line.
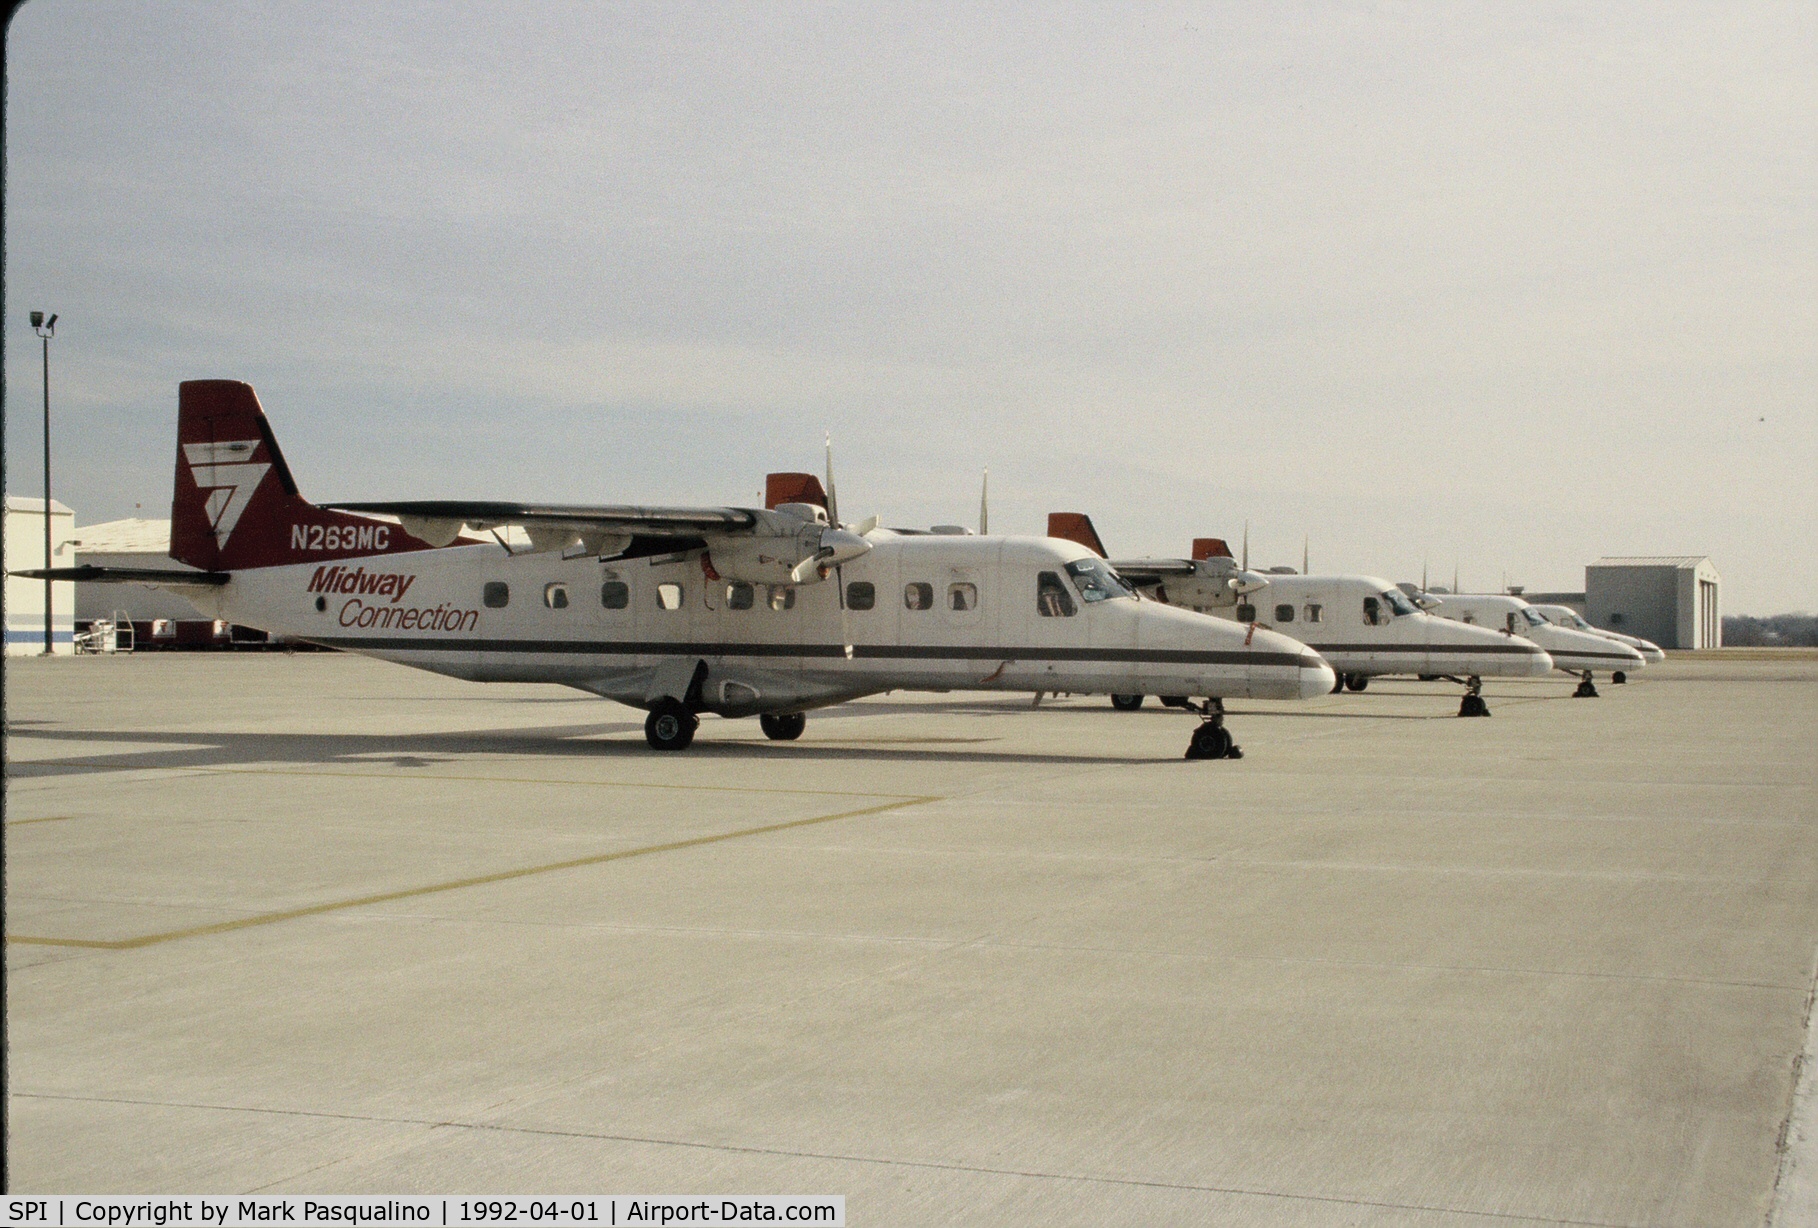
xmin=1363 ymin=596 xmax=1385 ymax=626
xmin=1037 ymin=571 xmax=1077 ymax=617
xmin=1063 ymin=557 xmax=1132 ymax=604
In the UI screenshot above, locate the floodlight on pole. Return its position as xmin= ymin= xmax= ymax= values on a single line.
xmin=33 ymin=311 xmax=58 ymax=654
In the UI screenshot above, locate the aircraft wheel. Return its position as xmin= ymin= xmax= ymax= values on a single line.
xmin=645 ymin=700 xmax=699 ymax=751
xmin=1573 ymin=676 xmax=1600 ymax=699
xmin=1110 ymin=694 xmax=1145 ymax=711
xmin=1418 ymin=674 xmax=1438 ymax=682
xmin=1458 ymin=693 xmax=1490 ymax=718
xmin=1344 ymin=674 xmax=1370 ymax=692
xmin=759 ymin=712 xmax=806 ymax=741
xmin=1612 ymin=670 xmax=1627 ymax=685
xmin=1185 ymin=723 xmax=1234 ymax=760
xmin=1159 ymin=695 xmax=1192 ymax=709
xmin=1330 ymin=674 xmax=1345 ymax=694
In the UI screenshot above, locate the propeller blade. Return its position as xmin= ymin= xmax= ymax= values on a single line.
xmin=979 ymin=468 xmax=989 ymax=536
xmin=1242 ymin=520 xmax=1249 ymax=572
xmin=824 ymin=433 xmax=840 ymax=527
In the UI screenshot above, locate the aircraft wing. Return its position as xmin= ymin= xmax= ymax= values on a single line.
xmin=9 ymin=565 xmax=231 ymax=586
xmin=1106 ymin=557 xmax=1200 ymax=579
xmin=325 ymin=500 xmax=759 ymax=552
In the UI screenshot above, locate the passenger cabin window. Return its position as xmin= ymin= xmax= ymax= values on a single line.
xmin=768 ymin=586 xmax=795 ymax=611
xmin=483 ymin=582 xmax=510 ymax=608
xmin=543 ymin=583 xmax=569 ymax=610
xmin=1037 ymin=572 xmax=1076 ymax=617
xmin=726 ymin=582 xmax=755 ymax=610
xmin=1304 ymin=603 xmax=1323 ymax=623
xmin=846 ymin=581 xmax=875 ymax=611
xmin=1236 ymin=603 xmax=1256 ymax=622
xmin=1275 ymin=603 xmax=1295 ymax=623
xmin=905 ymin=582 xmax=934 ymax=611
xmin=600 ymin=581 xmax=629 ymax=609
xmin=949 ymin=582 xmax=978 ymax=612
xmin=1363 ymin=596 xmax=1386 ymax=626
xmin=656 ymin=582 xmax=684 ymax=611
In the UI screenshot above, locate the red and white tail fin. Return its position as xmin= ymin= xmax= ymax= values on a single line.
xmin=1046 ymin=512 xmax=1108 ymax=557
xmin=170 ymin=380 xmax=442 ymax=570
xmin=1192 ymin=537 xmax=1233 ymax=561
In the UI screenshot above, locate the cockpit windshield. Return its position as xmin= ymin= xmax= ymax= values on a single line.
xmin=1562 ymin=612 xmax=1591 ymax=630
xmin=1065 ymin=557 xmax=1133 ymax=603
xmin=1520 ymin=607 xmax=1548 ymax=628
xmin=1380 ymin=588 xmax=1418 ymax=617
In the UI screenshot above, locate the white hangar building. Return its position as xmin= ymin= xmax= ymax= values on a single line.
xmin=4 ymin=495 xmax=76 ymax=655
xmin=1585 ymin=556 xmax=1722 ymax=650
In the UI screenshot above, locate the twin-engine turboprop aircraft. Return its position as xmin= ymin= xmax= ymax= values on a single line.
xmin=1526 ymin=604 xmax=1666 ymax=665
xmin=1421 ymin=592 xmax=1645 ymax=696
xmin=1046 ymin=515 xmax=1553 ymax=716
xmin=23 ymin=382 xmax=1334 ymax=759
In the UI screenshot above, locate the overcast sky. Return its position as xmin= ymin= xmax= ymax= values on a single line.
xmin=5 ymin=2 xmax=1813 ymax=611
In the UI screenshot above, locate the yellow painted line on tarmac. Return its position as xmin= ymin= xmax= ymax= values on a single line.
xmin=6 ymin=793 xmax=940 ymax=951
xmin=5 ymin=815 xmax=78 ymax=826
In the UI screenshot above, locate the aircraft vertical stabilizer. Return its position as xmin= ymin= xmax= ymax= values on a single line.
xmin=1047 ymin=512 xmax=1108 ymax=557
xmin=170 ymin=380 xmax=444 ymax=571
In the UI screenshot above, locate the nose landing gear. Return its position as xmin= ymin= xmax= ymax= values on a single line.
xmin=1573 ymin=671 xmax=1600 ymax=698
xmin=1184 ymin=698 xmax=1242 ymax=760
xmin=1458 ymin=675 xmax=1490 ymax=718
xmin=759 ymin=712 xmax=807 ymax=740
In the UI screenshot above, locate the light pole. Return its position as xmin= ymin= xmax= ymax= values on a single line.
xmin=31 ymin=310 xmax=58 ymax=655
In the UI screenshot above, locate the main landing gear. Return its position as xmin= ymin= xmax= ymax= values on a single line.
xmin=1458 ymin=675 xmax=1490 ymax=718
xmin=644 ymin=698 xmax=699 ymax=751
xmin=1343 ymin=674 xmax=1370 ymax=692
xmin=760 ymin=712 xmax=807 ymax=741
xmin=1184 ymin=698 xmax=1242 ymax=760
xmin=1573 ymin=671 xmax=1600 ymax=698
xmin=1110 ymin=694 xmax=1145 ymax=711
xmin=1612 ymin=670 xmax=1628 ymax=685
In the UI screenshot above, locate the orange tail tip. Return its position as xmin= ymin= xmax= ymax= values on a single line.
xmin=1192 ymin=537 xmax=1233 ymax=561
xmin=1047 ymin=512 xmax=1107 ymax=558
xmin=765 ymin=472 xmax=828 ymax=511
xmin=170 ymin=380 xmax=443 ymax=571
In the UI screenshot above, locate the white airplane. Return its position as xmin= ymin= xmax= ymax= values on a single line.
xmin=1525 ymin=603 xmax=1665 ymax=667
xmin=1420 ymin=592 xmax=1645 ymax=696
xmin=1048 ymin=516 xmax=1553 ymax=717
xmin=22 ymin=381 xmax=1336 ymax=759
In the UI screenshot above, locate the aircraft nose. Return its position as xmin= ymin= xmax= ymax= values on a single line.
xmin=1524 ymin=647 xmax=1556 ymax=676
xmin=1299 ymin=651 xmax=1336 ymax=699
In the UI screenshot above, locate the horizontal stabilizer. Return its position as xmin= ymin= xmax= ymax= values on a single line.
xmin=9 ymin=565 xmax=230 ymax=586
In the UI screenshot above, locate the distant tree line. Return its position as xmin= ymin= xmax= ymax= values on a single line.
xmin=1722 ymin=614 xmax=1818 ymax=647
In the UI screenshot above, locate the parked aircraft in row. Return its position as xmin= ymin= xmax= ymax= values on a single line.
xmin=1045 ymin=515 xmax=1553 ymax=716
xmin=1526 ymin=604 xmax=1666 ymax=665
xmin=1419 ymin=593 xmax=1646 ymax=696
xmin=23 ymin=382 xmax=1333 ymax=760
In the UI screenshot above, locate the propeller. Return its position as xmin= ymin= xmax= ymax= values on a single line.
xmin=979 ymin=468 xmax=989 ymax=536
xmin=1302 ymin=534 xmax=1309 ymax=576
xmin=824 ymin=433 xmax=840 ymax=527
xmin=1242 ymin=520 xmax=1249 ymax=572
xmin=789 ymin=526 xmax=870 ymax=583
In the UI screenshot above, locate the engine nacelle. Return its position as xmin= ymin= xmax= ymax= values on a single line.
xmin=705 ymin=520 xmax=871 ymax=586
